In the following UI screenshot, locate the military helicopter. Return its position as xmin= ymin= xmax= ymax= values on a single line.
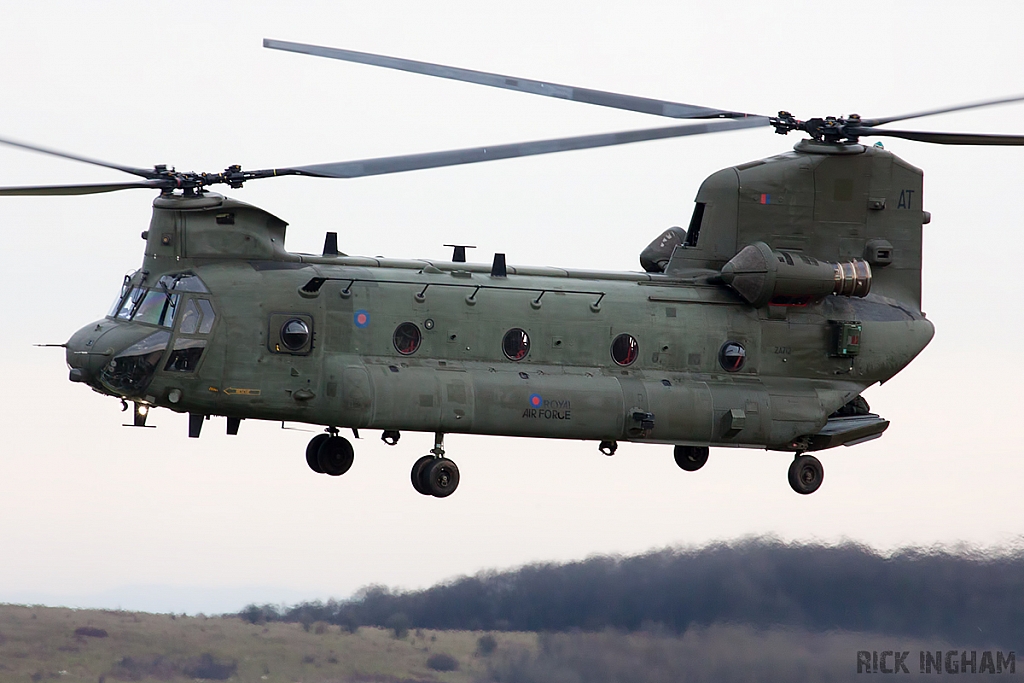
xmin=4 ymin=39 xmax=1023 ymax=498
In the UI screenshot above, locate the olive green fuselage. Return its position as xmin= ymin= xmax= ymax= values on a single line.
xmin=67 ymin=142 xmax=936 ymax=453
xmin=92 ymin=255 xmax=929 ymax=451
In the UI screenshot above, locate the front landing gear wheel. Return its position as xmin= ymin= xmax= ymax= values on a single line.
xmin=674 ymin=445 xmax=709 ymax=472
xmin=411 ymin=455 xmax=435 ymax=496
xmin=306 ymin=434 xmax=329 ymax=473
xmin=424 ymin=458 xmax=460 ymax=497
xmin=318 ymin=436 xmax=355 ymax=476
xmin=788 ymin=454 xmax=824 ymax=495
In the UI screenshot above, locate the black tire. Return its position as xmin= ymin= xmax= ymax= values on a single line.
xmin=674 ymin=445 xmax=709 ymax=472
xmin=788 ymin=454 xmax=824 ymax=495
xmin=424 ymin=458 xmax=460 ymax=498
xmin=306 ymin=434 xmax=329 ymax=473
xmin=317 ymin=436 xmax=355 ymax=476
xmin=411 ymin=455 xmax=435 ymax=495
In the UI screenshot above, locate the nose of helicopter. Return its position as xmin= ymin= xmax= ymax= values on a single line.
xmin=65 ymin=319 xmax=154 ymax=389
xmin=66 ymin=320 xmax=112 ymax=385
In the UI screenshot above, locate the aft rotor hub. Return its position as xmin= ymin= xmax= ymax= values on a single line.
xmin=770 ymin=111 xmax=867 ymax=144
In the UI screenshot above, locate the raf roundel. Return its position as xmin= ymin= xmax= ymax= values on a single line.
xmin=353 ymin=310 xmax=370 ymax=328
xmin=529 ymin=393 xmax=543 ymax=408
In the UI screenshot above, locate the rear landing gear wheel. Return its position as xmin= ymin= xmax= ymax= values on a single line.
xmin=674 ymin=445 xmax=709 ymax=472
xmin=411 ymin=455 xmax=435 ymax=496
xmin=318 ymin=436 xmax=355 ymax=476
xmin=788 ymin=453 xmax=823 ymax=495
xmin=306 ymin=434 xmax=329 ymax=473
xmin=424 ymin=458 xmax=460 ymax=498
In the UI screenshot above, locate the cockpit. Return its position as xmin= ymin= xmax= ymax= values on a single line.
xmin=108 ymin=272 xmax=209 ymax=327
xmin=68 ymin=271 xmax=218 ymax=398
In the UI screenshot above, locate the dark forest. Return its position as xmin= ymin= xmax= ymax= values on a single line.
xmin=237 ymin=539 xmax=1024 ymax=648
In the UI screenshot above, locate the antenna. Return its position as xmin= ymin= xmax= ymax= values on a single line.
xmin=444 ymin=244 xmax=476 ymax=263
xmin=323 ymin=232 xmax=339 ymax=256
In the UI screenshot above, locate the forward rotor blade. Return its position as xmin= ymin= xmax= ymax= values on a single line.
xmin=0 ymin=136 xmax=160 ymax=179
xmin=264 ymin=39 xmax=757 ymax=120
xmin=271 ymin=117 xmax=769 ymax=179
xmin=859 ymin=94 xmax=1024 ymax=127
xmin=0 ymin=181 xmax=167 ymax=196
xmin=848 ymin=127 xmax=1024 ymax=145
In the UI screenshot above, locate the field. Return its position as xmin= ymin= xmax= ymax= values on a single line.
xmin=2 ymin=601 xmax=1013 ymax=682
xmin=0 ymin=604 xmax=535 ymax=682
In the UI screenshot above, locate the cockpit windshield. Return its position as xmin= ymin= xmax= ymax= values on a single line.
xmin=114 ymin=287 xmax=178 ymax=327
xmin=115 ymin=287 xmax=145 ymax=320
xmin=108 ymin=272 xmax=208 ymax=328
xmin=95 ymin=272 xmax=215 ymax=395
xmin=133 ymin=290 xmax=179 ymax=327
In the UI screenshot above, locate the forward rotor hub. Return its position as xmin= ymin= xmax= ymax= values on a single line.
xmin=147 ymin=164 xmax=254 ymax=195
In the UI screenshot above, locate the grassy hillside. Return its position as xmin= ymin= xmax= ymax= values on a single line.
xmin=0 ymin=604 xmax=535 ymax=682
xmin=1 ymin=602 xmax=1013 ymax=682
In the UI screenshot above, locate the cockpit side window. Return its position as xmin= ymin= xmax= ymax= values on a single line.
xmin=196 ymin=299 xmax=216 ymax=334
xmin=107 ymin=275 xmax=133 ymax=317
xmin=99 ymin=331 xmax=170 ymax=395
xmin=178 ymin=299 xmax=201 ymax=334
xmin=164 ymin=338 xmax=207 ymax=373
xmin=108 ymin=293 xmax=127 ymax=318
xmin=164 ymin=297 xmax=215 ymax=374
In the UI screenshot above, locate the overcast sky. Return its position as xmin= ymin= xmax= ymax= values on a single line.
xmin=1 ymin=1 xmax=1022 ymax=614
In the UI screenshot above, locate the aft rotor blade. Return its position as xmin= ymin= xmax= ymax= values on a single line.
xmin=0 ymin=181 xmax=167 ymax=196
xmin=859 ymin=94 xmax=1024 ymax=127
xmin=264 ymin=39 xmax=757 ymax=120
xmin=271 ymin=117 xmax=769 ymax=179
xmin=0 ymin=135 xmax=159 ymax=179
xmin=848 ymin=127 xmax=1024 ymax=145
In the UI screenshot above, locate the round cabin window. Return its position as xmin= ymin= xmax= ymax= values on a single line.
xmin=611 ymin=333 xmax=639 ymax=366
xmin=502 ymin=328 xmax=530 ymax=361
xmin=719 ymin=341 xmax=746 ymax=372
xmin=393 ymin=322 xmax=422 ymax=355
xmin=281 ymin=319 xmax=310 ymax=351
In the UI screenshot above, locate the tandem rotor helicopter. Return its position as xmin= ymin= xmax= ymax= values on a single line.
xmin=4 ymin=39 xmax=1024 ymax=497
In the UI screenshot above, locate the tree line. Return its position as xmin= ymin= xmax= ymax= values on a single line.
xmin=236 ymin=539 xmax=1024 ymax=646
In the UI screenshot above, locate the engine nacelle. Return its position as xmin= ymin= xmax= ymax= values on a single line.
xmin=720 ymin=241 xmax=871 ymax=307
